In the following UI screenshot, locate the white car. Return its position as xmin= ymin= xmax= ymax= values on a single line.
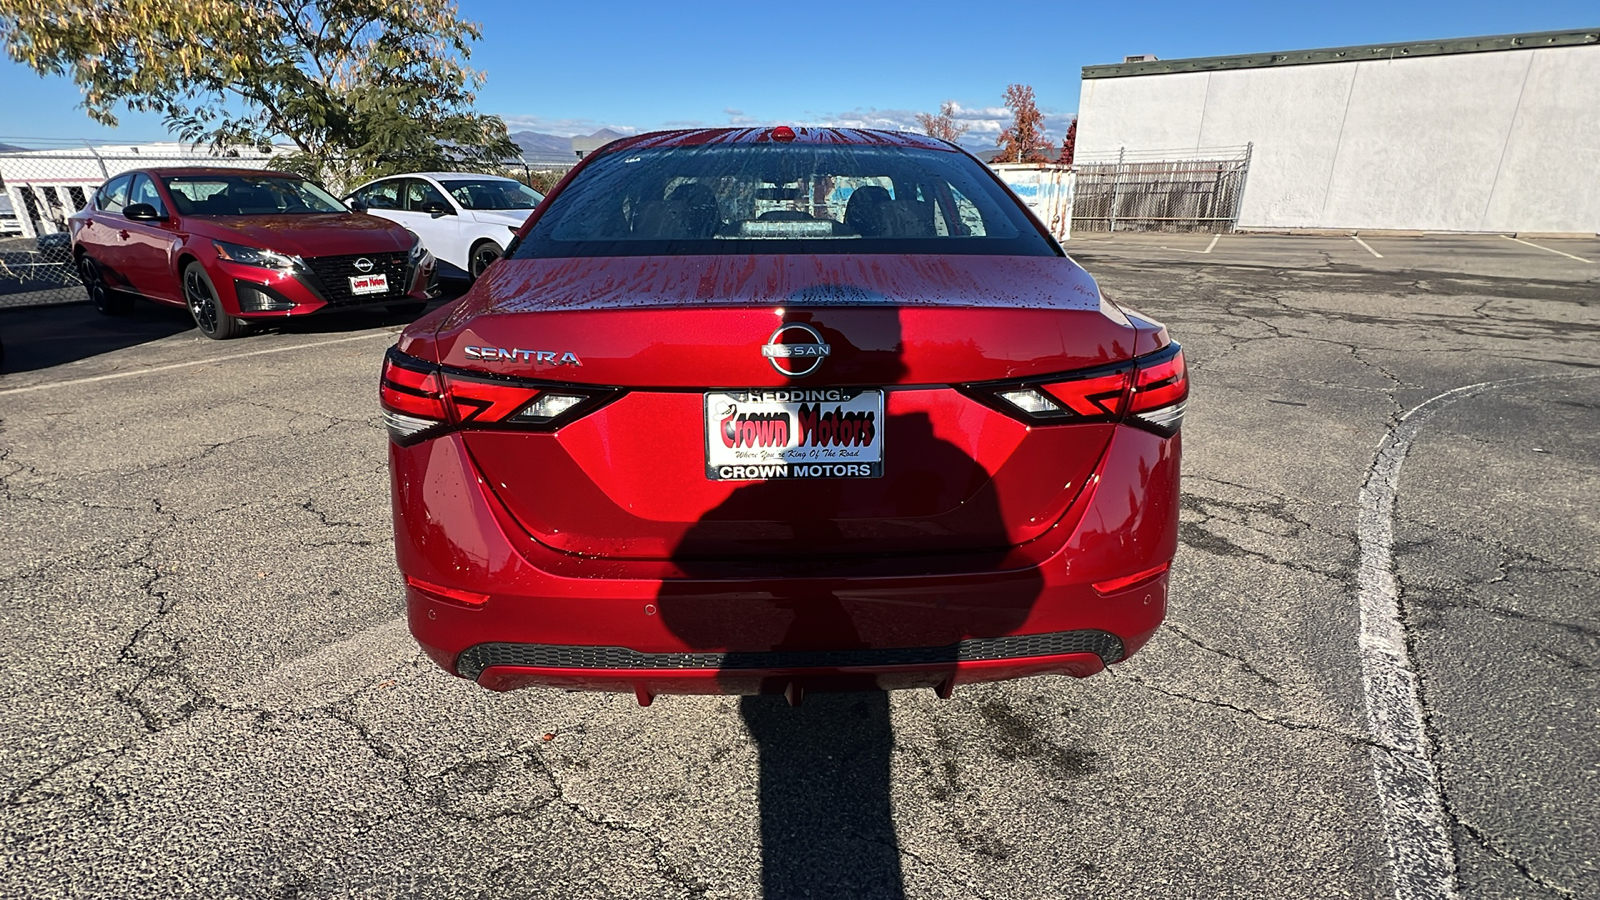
xmin=344 ymin=173 xmax=544 ymax=281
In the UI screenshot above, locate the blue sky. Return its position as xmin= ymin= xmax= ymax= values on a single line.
xmin=1 ymin=0 xmax=1595 ymax=147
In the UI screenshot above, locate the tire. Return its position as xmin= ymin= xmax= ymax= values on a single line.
xmin=80 ymin=255 xmax=133 ymax=315
xmin=468 ymin=240 xmax=503 ymax=281
xmin=182 ymin=262 xmax=247 ymax=340
xmin=387 ymin=301 xmax=428 ymax=316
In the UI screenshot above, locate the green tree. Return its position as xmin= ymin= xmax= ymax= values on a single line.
xmin=996 ymin=84 xmax=1055 ymax=164
xmin=0 ymin=0 xmax=518 ymax=187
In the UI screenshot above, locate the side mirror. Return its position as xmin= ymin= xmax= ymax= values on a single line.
xmin=422 ymin=201 xmax=452 ymax=217
xmin=124 ymin=203 xmax=168 ymax=222
xmin=346 ymin=198 xmax=368 ymax=213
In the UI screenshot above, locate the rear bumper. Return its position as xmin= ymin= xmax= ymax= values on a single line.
xmin=393 ymin=424 xmax=1179 ymax=696
xmin=455 ymin=632 xmax=1121 ymax=695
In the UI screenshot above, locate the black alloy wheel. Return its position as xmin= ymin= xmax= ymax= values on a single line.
xmin=183 ymin=262 xmax=246 ymax=340
xmin=469 ymin=240 xmax=503 ymax=281
xmin=80 ymin=255 xmax=132 ymax=315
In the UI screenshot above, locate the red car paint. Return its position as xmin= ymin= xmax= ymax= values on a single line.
xmin=69 ymin=167 xmax=433 ymax=337
xmin=383 ymin=128 xmax=1186 ymax=701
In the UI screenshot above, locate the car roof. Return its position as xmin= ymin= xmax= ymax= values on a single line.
xmin=366 ymin=172 xmax=520 ymax=182
xmin=600 ymin=127 xmax=960 ymax=155
xmin=140 ymin=167 xmax=302 ymax=178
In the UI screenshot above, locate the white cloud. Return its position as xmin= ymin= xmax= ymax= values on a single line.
xmin=497 ymin=100 xmax=1075 ymax=145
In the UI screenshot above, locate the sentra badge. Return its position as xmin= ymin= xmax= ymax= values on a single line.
xmin=464 ymin=346 xmax=583 ymax=366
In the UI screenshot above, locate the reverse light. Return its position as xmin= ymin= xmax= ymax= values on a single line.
xmin=215 ymin=240 xmax=298 ymax=269
xmin=996 ymin=388 xmax=1065 ymax=418
xmin=379 ymin=346 xmax=618 ymax=445
xmin=514 ymin=393 xmax=586 ymax=422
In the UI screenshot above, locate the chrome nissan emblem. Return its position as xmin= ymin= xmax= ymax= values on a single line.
xmin=762 ymin=323 xmax=831 ymax=377
xmin=354 ymin=257 xmax=375 ymax=273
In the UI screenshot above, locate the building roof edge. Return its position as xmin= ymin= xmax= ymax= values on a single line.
xmin=1081 ymin=28 xmax=1600 ymax=79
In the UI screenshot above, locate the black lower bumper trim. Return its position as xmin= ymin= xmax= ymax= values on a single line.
xmin=455 ymin=630 xmax=1125 ymax=680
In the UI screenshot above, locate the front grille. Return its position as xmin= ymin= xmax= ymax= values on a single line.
xmin=455 ymin=630 xmax=1125 ymax=680
xmin=302 ymin=252 xmax=408 ymax=305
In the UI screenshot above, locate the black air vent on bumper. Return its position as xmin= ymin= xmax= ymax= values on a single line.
xmin=455 ymin=630 xmax=1125 ymax=680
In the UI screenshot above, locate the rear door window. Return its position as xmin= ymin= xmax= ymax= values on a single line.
xmin=405 ymin=179 xmax=451 ymax=213
xmin=353 ymin=179 xmax=403 ymax=210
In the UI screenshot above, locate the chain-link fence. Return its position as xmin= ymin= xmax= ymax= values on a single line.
xmin=1070 ymin=145 xmax=1253 ymax=234
xmin=0 ymin=145 xmax=280 ymax=308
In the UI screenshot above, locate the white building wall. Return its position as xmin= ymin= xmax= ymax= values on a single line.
xmin=1076 ymin=43 xmax=1600 ymax=233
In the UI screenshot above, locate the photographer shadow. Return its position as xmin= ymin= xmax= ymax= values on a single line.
xmin=656 ymin=309 xmax=1043 ymax=898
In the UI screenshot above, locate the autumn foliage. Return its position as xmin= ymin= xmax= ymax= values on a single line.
xmin=996 ymin=84 xmax=1055 ymax=164
xmin=1057 ymin=118 xmax=1077 ymax=165
xmin=915 ymin=101 xmax=971 ymax=144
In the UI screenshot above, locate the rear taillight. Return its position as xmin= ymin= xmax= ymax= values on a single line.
xmin=379 ymin=346 xmax=618 ymax=445
xmin=1127 ymin=347 xmax=1188 ymax=432
xmin=963 ymin=344 xmax=1187 ymax=435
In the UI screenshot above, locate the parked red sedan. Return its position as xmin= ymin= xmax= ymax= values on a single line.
xmin=71 ymin=167 xmax=435 ymax=339
xmin=383 ymin=128 xmax=1186 ymax=703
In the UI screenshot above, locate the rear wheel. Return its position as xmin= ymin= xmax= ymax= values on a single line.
xmin=80 ymin=255 xmax=132 ymax=315
xmin=183 ymin=262 xmax=246 ymax=340
xmin=468 ymin=240 xmax=503 ymax=281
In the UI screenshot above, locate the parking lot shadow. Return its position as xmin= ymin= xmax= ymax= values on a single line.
xmin=0 ymin=292 xmax=464 ymax=375
xmin=0 ymin=301 xmax=193 ymax=374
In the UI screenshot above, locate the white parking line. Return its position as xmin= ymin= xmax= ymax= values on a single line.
xmin=1162 ymin=234 xmax=1221 ymax=254
xmin=1352 ymin=236 xmax=1384 ymax=259
xmin=1501 ymin=234 xmax=1593 ymax=263
xmin=0 ymin=330 xmax=397 ymax=397
xmin=1356 ymin=369 xmax=1600 ymax=900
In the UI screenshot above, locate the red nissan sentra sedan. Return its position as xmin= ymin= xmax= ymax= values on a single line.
xmin=70 ymin=167 xmax=435 ymax=339
xmin=382 ymin=128 xmax=1185 ymax=704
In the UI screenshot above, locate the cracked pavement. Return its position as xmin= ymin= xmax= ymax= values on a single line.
xmin=1 ymin=234 xmax=1596 ymax=898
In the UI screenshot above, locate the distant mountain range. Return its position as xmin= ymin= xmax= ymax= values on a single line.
xmin=509 ymin=128 xmax=627 ymax=165
xmin=0 ymin=142 xmax=29 ymax=153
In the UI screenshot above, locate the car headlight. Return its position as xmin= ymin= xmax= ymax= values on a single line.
xmin=215 ymin=241 xmax=298 ymax=269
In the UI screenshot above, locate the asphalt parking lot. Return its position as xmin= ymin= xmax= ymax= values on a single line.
xmin=1 ymin=233 xmax=1595 ymax=899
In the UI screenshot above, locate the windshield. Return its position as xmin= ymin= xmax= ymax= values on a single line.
xmin=161 ymin=174 xmax=346 ymax=216
xmin=439 ymin=178 xmax=544 ymax=211
xmin=512 ymin=142 xmax=1057 ymax=258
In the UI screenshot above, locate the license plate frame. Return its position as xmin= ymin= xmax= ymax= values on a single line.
xmin=349 ymin=273 xmax=389 ymax=296
xmin=704 ymin=388 xmax=885 ymax=481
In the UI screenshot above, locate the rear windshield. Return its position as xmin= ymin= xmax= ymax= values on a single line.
xmin=512 ymin=142 xmax=1057 ymax=258
xmin=161 ymin=175 xmax=345 ymax=216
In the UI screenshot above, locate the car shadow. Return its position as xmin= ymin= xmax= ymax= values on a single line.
xmin=0 ymin=300 xmax=192 ymax=374
xmin=0 ymin=284 xmax=469 ymax=375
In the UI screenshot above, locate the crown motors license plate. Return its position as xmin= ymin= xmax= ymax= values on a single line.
xmin=705 ymin=388 xmax=884 ymax=480
xmin=349 ymin=273 xmax=388 ymax=295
